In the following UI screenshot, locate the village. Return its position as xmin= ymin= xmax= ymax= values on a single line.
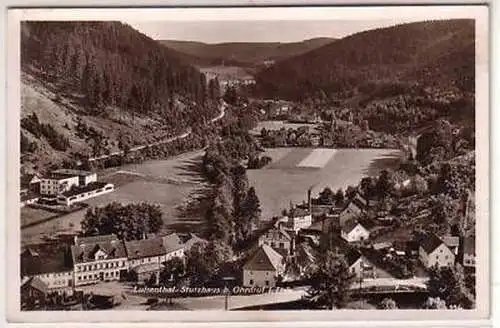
xmin=20 ymin=166 xmax=476 ymax=310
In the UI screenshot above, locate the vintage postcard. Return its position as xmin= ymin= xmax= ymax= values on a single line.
xmin=6 ymin=5 xmax=490 ymax=324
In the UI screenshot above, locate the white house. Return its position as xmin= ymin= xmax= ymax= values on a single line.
xmin=341 ymin=220 xmax=370 ymax=243
xmin=286 ymin=207 xmax=312 ymax=232
xmin=40 ymin=174 xmax=79 ymax=196
xmin=52 ymin=169 xmax=97 ymax=187
xmin=344 ymin=249 xmax=376 ymax=278
xmin=418 ymin=233 xmax=455 ymax=269
xmin=243 ymin=244 xmax=285 ymax=288
xmin=71 ymin=234 xmax=128 ymax=286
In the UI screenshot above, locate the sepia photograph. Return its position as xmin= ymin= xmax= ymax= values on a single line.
xmin=5 ymin=5 xmax=489 ymax=323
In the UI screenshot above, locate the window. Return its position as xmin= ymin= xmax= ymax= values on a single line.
xmin=78 ymin=277 xmax=81 ymax=281
xmin=445 ymin=256 xmax=449 ymax=260
xmin=265 ymin=280 xmax=269 ymax=286
xmin=279 ymin=242 xmax=284 ymax=249
xmin=249 ymin=279 xmax=254 ymax=285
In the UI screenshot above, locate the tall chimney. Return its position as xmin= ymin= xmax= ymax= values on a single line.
xmin=307 ymin=188 xmax=312 ymax=213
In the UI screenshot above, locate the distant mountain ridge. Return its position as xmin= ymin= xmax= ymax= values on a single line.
xmin=159 ymin=37 xmax=336 ymax=67
xmin=254 ymin=19 xmax=475 ymax=100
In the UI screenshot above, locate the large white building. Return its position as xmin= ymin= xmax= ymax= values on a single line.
xmin=40 ymin=169 xmax=97 ymax=196
xmin=285 ymin=207 xmax=312 ymax=233
xmin=71 ymin=234 xmax=129 ymax=286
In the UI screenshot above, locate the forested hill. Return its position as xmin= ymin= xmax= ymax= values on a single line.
xmin=20 ymin=21 xmax=221 ymax=171
xmin=159 ymin=38 xmax=336 ymax=67
xmin=255 ymin=20 xmax=475 ymax=100
xmin=21 ymin=21 xmax=219 ymax=126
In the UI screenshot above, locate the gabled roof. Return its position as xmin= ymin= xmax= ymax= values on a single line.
xmin=341 ymin=219 xmax=367 ymax=234
xmin=162 ymin=233 xmax=185 ymax=254
xmin=21 ymin=242 xmax=73 ymax=276
xmin=22 ymin=276 xmax=48 ymax=294
xmin=182 ymin=233 xmax=208 ymax=251
xmin=289 ymin=207 xmax=310 ymax=218
xmin=125 ymin=237 xmax=166 ymax=260
xmin=463 ymin=236 xmax=475 ymax=255
xmin=243 ymin=244 xmax=283 ymax=271
xmin=419 ymin=233 xmax=446 ymax=254
xmin=71 ymin=235 xmax=127 ymax=264
xmin=344 ymin=248 xmax=363 ymax=267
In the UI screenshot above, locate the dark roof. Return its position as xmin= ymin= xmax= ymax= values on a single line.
xmin=162 ymin=233 xmax=185 ymax=254
xmin=61 ymin=181 xmax=110 ymax=198
xmin=52 ymin=169 xmax=95 ymax=177
xmin=71 ymin=235 xmax=127 ymax=264
xmin=419 ymin=233 xmax=445 ymax=254
xmin=243 ymin=244 xmax=283 ymax=271
xmin=125 ymin=237 xmax=166 ymax=260
xmin=344 ymin=248 xmax=363 ymax=267
xmin=463 ymin=236 xmax=475 ymax=255
xmin=21 ymin=242 xmax=73 ymax=276
xmin=341 ymin=219 xmax=364 ymax=234
xmin=22 ymin=276 xmax=49 ymax=294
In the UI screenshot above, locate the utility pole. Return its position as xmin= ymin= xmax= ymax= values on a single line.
xmin=222 ymin=276 xmax=235 ymax=311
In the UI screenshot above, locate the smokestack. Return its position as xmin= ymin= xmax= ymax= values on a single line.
xmin=307 ymin=188 xmax=312 ymax=213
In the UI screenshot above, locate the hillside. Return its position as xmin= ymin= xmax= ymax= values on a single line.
xmin=255 ymin=20 xmax=475 ymax=100
xmin=159 ymin=38 xmax=336 ymax=67
xmin=20 ymin=21 xmax=220 ymax=172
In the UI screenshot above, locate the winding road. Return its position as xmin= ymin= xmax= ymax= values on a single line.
xmin=88 ymin=101 xmax=227 ymax=162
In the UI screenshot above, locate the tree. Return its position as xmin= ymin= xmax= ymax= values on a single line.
xmin=81 ymin=202 xmax=163 ymax=240
xmin=159 ymin=257 xmax=185 ymax=286
xmin=345 ymin=186 xmax=357 ymax=200
xmin=426 ymin=265 xmax=466 ymax=307
xmin=318 ymin=187 xmax=335 ymax=205
xmin=185 ymin=241 xmax=233 ymax=286
xmin=334 ymin=189 xmax=345 ymax=207
xmin=378 ymin=298 xmax=398 ymax=309
xmin=423 ymin=296 xmax=447 ymax=309
xmin=305 ymin=250 xmax=356 ymax=309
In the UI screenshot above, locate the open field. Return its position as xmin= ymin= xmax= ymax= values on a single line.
xmin=21 ymin=150 xmax=209 ymax=246
xmin=20 ymin=206 xmax=56 ymax=227
xmin=297 ymin=148 xmax=337 ymax=168
xmin=247 ymin=147 xmax=403 ymax=219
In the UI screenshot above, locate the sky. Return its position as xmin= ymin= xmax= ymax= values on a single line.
xmin=126 ymin=19 xmax=425 ymax=43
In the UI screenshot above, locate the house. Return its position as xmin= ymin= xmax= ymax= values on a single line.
xmin=243 ymin=244 xmax=285 ymax=287
xmin=125 ymin=237 xmax=168 ymax=283
xmin=341 ymin=219 xmax=370 ymax=243
xmin=286 ymin=207 xmax=312 ymax=233
xmin=258 ymin=227 xmax=293 ymax=256
xmin=418 ymin=233 xmax=455 ymax=268
xmin=56 ymin=182 xmax=114 ymax=206
xmin=40 ymin=169 xmax=98 ymax=196
xmin=21 ymin=243 xmax=74 ymax=291
xmin=52 ymin=169 xmax=97 ymax=187
xmin=178 ymin=233 xmax=208 ymax=252
xmin=462 ymin=236 xmax=475 ymax=268
xmin=71 ymin=234 xmax=128 ymax=286
xmin=339 ymin=193 xmax=368 ymax=226
xmin=20 ymin=173 xmax=41 ymax=194
xmin=344 ymin=249 xmax=375 ymax=278
xmin=40 ymin=173 xmax=80 ymax=196
xmin=21 ymin=276 xmax=48 ymax=309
